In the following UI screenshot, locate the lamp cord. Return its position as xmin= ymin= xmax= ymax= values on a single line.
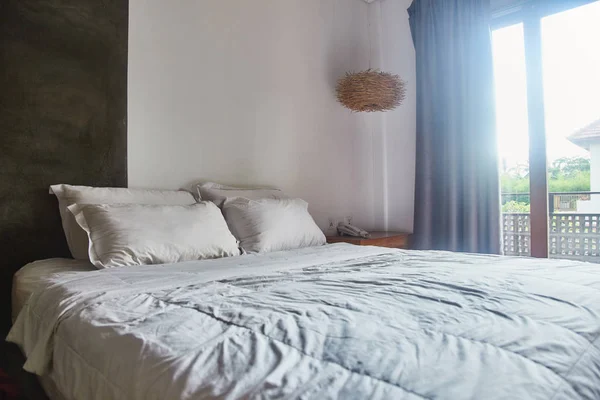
xmin=368 ymin=3 xmax=372 ymax=70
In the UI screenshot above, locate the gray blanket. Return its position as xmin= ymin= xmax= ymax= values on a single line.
xmin=8 ymin=244 xmax=600 ymax=399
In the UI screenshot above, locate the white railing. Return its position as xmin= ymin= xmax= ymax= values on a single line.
xmin=502 ymin=213 xmax=531 ymax=257
xmin=503 ymin=213 xmax=600 ymax=262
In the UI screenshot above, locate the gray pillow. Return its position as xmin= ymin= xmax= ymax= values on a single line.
xmin=196 ymin=182 xmax=288 ymax=207
xmin=222 ymin=198 xmax=326 ymax=253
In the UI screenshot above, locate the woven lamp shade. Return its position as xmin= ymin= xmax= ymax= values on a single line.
xmin=336 ymin=69 xmax=406 ymax=112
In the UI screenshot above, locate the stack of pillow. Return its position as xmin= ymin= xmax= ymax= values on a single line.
xmin=50 ymin=182 xmax=326 ymax=269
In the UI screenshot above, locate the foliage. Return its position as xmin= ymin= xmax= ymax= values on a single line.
xmin=502 ymin=201 xmax=530 ymax=213
xmin=501 ymin=157 xmax=591 ymax=206
xmin=548 ymin=171 xmax=591 ymax=192
xmin=501 ymin=174 xmax=530 ymax=194
xmin=548 ymin=157 xmax=590 ymax=179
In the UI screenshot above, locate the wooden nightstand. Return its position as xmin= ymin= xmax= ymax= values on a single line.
xmin=326 ymin=232 xmax=411 ymax=249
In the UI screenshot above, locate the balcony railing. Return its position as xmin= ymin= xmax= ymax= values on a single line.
xmin=502 ymin=191 xmax=600 ymax=262
xmin=503 ymin=213 xmax=600 ymax=261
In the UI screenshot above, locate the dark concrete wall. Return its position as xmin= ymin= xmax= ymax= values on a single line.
xmin=0 ymin=0 xmax=128 ymax=330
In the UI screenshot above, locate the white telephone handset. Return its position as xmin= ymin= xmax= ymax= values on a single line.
xmin=337 ymin=222 xmax=371 ymax=239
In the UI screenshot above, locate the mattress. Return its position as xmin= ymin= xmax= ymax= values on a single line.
xmin=8 ymin=244 xmax=600 ymax=399
xmin=12 ymin=258 xmax=95 ymax=322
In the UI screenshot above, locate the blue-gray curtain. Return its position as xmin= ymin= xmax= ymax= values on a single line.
xmin=408 ymin=0 xmax=501 ymax=254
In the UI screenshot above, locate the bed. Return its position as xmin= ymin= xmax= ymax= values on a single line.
xmin=8 ymin=243 xmax=600 ymax=400
xmin=11 ymin=259 xmax=95 ymax=323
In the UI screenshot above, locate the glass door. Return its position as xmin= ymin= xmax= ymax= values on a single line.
xmin=541 ymin=1 xmax=600 ymax=261
xmin=493 ymin=0 xmax=600 ymax=261
xmin=493 ymin=24 xmax=532 ymax=257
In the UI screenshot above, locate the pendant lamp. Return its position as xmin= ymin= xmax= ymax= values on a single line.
xmin=336 ymin=69 xmax=406 ymax=113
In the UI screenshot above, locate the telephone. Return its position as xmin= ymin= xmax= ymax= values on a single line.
xmin=337 ymin=222 xmax=371 ymax=239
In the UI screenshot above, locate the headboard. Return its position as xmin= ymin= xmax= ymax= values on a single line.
xmin=0 ymin=0 xmax=128 ymax=331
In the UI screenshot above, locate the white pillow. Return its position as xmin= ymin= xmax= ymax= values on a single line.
xmin=50 ymin=184 xmax=196 ymax=260
xmin=68 ymin=202 xmax=240 ymax=269
xmin=197 ymin=182 xmax=287 ymax=207
xmin=222 ymin=198 xmax=326 ymax=253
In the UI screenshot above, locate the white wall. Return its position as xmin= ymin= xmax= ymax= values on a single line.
xmin=590 ymin=144 xmax=600 ymax=192
xmin=577 ymin=144 xmax=600 ymax=213
xmin=128 ymin=0 xmax=416 ymax=232
xmin=374 ymin=0 xmax=417 ymax=231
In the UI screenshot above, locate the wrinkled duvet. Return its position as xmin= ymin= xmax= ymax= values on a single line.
xmin=7 ymin=244 xmax=600 ymax=400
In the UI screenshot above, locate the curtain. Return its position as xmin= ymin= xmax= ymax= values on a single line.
xmin=408 ymin=0 xmax=501 ymax=254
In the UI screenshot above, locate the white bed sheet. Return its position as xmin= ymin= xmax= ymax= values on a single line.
xmin=12 ymin=258 xmax=95 ymax=322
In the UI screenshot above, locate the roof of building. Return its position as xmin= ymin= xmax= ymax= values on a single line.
xmin=568 ymin=118 xmax=600 ymax=151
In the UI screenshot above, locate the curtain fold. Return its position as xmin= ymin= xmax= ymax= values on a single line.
xmin=409 ymin=0 xmax=501 ymax=254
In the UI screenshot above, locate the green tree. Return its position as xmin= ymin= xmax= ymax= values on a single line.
xmin=502 ymin=200 xmax=530 ymax=213
xmin=548 ymin=157 xmax=590 ymax=179
xmin=501 ymin=156 xmax=591 ymax=206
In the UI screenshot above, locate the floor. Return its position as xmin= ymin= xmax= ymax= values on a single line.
xmin=0 ymin=368 xmax=20 ymax=399
xmin=0 ymin=337 xmax=48 ymax=400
